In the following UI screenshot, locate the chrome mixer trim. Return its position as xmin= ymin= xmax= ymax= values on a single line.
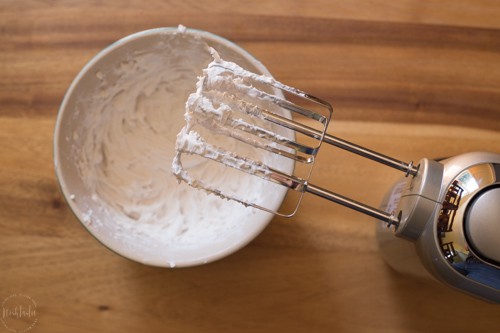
xmin=437 ymin=162 xmax=500 ymax=289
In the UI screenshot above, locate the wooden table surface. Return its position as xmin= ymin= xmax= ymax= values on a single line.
xmin=1 ymin=1 xmax=499 ymax=332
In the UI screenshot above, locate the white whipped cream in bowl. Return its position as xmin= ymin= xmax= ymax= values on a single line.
xmin=54 ymin=27 xmax=293 ymax=267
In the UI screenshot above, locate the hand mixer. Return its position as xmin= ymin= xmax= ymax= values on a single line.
xmin=173 ymin=50 xmax=500 ymax=303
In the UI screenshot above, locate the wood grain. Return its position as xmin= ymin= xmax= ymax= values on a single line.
xmin=1 ymin=1 xmax=499 ymax=332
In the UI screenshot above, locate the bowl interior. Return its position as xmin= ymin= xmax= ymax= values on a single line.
xmin=54 ymin=28 xmax=293 ymax=267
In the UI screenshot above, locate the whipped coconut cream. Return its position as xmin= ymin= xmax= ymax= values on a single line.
xmin=172 ymin=50 xmax=296 ymax=209
xmin=72 ymin=29 xmax=288 ymax=264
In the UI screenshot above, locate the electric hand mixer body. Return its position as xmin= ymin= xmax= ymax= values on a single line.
xmin=173 ymin=53 xmax=500 ymax=303
xmin=378 ymin=152 xmax=500 ymax=302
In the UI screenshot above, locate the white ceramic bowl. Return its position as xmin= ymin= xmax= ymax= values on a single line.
xmin=54 ymin=28 xmax=291 ymax=267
